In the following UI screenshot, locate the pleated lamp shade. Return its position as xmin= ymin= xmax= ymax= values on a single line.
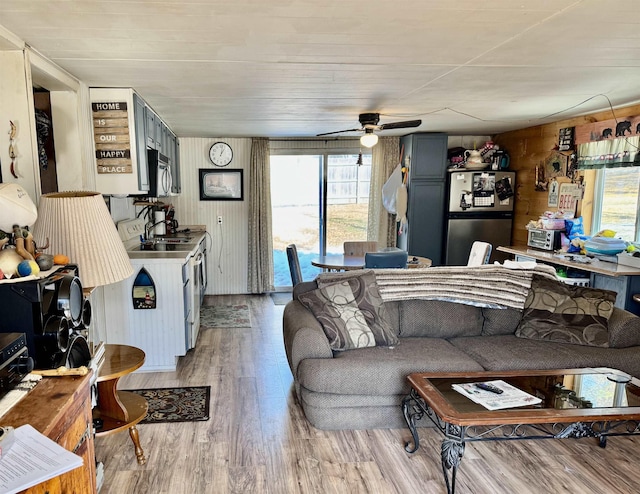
xmin=32 ymin=191 xmax=133 ymax=289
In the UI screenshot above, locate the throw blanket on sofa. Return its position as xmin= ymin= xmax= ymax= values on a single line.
xmin=317 ymin=264 xmax=558 ymax=310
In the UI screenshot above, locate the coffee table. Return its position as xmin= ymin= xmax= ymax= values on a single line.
xmin=402 ymin=368 xmax=640 ymax=494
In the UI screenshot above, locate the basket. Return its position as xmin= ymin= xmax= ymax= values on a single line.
xmin=556 ymin=275 xmax=590 ymax=287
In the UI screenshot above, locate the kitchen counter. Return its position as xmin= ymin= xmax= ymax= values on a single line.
xmin=497 ymin=245 xmax=640 ymax=277
xmin=124 ymin=231 xmax=206 ymax=261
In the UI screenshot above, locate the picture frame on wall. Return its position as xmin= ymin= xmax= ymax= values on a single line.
xmin=199 ymin=168 xmax=243 ymax=201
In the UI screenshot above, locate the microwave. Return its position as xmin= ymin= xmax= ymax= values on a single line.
xmin=147 ymin=149 xmax=172 ymax=197
xmin=527 ymin=228 xmax=563 ymax=251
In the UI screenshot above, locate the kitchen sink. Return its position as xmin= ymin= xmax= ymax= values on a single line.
xmin=130 ymin=242 xmax=196 ymax=252
xmin=150 ymin=236 xmax=194 ymax=244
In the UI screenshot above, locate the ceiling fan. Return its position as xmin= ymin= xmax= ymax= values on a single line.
xmin=317 ymin=113 xmax=422 ymax=147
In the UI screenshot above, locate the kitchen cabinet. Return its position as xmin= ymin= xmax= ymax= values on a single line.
xmin=160 ymin=124 xmax=169 ymax=156
xmin=91 ymin=88 xmax=150 ymax=195
xmin=145 ymin=105 xmax=180 ymax=194
xmin=154 ymin=116 xmax=163 ymax=153
xmin=400 ymin=181 xmax=445 ymax=262
xmin=145 ymin=105 xmax=157 ymax=150
xmin=0 ymin=374 xmax=97 ymax=494
xmin=133 ymin=93 xmax=151 ymax=192
xmin=397 ymin=132 xmax=448 ymax=265
xmin=406 ymin=133 xmax=448 ymax=180
xmin=169 ymin=133 xmax=181 ymax=194
xmin=102 ymin=232 xmax=206 ymax=371
xmin=90 ymin=87 xmax=179 ymax=196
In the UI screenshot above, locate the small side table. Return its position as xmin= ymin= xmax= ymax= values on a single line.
xmin=93 ymin=344 xmax=148 ymax=465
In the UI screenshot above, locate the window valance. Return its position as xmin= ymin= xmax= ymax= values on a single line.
xmin=575 ymin=115 xmax=640 ymax=169
xmin=577 ymin=136 xmax=640 ymax=169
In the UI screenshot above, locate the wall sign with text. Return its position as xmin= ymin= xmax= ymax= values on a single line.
xmin=91 ymin=101 xmax=133 ymax=174
xmin=558 ymin=183 xmax=581 ymax=212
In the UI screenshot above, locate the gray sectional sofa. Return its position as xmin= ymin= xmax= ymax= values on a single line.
xmin=282 ymin=266 xmax=640 ymax=430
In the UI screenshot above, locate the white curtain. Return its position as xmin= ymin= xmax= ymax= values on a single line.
xmin=367 ymin=136 xmax=400 ymax=247
xmin=577 ymin=136 xmax=640 ymax=169
xmin=247 ymin=138 xmax=274 ymax=293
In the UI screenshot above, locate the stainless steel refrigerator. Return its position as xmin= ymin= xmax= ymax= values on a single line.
xmin=444 ymin=170 xmax=516 ymax=265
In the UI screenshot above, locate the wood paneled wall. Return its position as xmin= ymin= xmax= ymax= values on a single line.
xmin=493 ymin=102 xmax=640 ymax=246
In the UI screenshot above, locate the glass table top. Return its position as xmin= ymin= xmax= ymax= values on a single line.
xmin=422 ymin=369 xmax=640 ymax=414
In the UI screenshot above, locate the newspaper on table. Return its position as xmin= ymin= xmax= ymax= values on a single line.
xmin=452 ymin=379 xmax=542 ymax=411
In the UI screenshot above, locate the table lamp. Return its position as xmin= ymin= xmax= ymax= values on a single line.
xmin=31 ymin=191 xmax=133 ymax=289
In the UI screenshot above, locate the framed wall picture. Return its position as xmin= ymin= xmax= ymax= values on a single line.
xmin=199 ymin=168 xmax=243 ymax=201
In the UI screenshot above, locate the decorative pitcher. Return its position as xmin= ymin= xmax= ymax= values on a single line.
xmin=464 ymin=149 xmax=485 ymax=169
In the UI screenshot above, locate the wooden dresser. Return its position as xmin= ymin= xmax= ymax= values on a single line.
xmin=0 ymin=373 xmax=97 ymax=494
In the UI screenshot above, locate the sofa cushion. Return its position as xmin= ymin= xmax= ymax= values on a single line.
xmin=450 ymin=334 xmax=602 ymax=371
xmin=449 ymin=334 xmax=640 ymax=378
xmin=481 ymin=307 xmax=522 ymax=336
xmin=297 ymin=273 xmax=398 ymax=351
xmin=515 ymin=274 xmax=615 ymax=347
xmin=297 ymin=337 xmax=484 ymax=396
xmin=399 ymin=299 xmax=483 ymax=338
xmin=608 ymin=307 xmax=640 ymax=348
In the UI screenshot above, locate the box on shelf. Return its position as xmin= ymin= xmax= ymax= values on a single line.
xmin=617 ymin=252 xmax=640 ymax=269
xmin=540 ymin=218 xmax=566 ymax=230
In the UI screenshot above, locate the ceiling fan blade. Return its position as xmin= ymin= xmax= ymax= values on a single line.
xmin=378 ymin=119 xmax=422 ymax=131
xmin=316 ymin=127 xmax=362 ymax=137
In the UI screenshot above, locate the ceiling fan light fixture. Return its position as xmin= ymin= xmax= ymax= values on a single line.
xmin=360 ymin=132 xmax=378 ymax=148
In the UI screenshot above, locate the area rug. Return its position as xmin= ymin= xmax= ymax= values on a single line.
xmin=128 ymin=386 xmax=211 ymax=424
xmin=270 ymin=292 xmax=292 ymax=305
xmin=199 ymin=304 xmax=252 ymax=328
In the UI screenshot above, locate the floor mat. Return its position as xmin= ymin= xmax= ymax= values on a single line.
xmin=199 ymin=304 xmax=252 ymax=328
xmin=126 ymin=386 xmax=211 ymax=424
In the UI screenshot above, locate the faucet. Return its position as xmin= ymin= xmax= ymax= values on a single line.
xmin=145 ymin=220 xmax=166 ymax=241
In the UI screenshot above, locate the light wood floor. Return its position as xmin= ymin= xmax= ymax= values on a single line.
xmin=97 ymin=294 xmax=640 ymax=494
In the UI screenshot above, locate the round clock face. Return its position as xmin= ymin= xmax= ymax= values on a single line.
xmin=209 ymin=142 xmax=233 ymax=167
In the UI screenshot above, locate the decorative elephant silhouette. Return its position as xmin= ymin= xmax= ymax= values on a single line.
xmin=636 ymin=123 xmax=640 ymax=134
xmin=616 ymin=120 xmax=632 ymax=136
xmin=602 ymin=128 xmax=613 ymax=138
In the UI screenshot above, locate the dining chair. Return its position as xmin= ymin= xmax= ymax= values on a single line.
xmin=343 ymin=241 xmax=378 ymax=257
xmin=467 ymin=241 xmax=492 ymax=267
xmin=364 ymin=250 xmax=408 ymax=269
xmin=286 ymin=244 xmax=303 ymax=286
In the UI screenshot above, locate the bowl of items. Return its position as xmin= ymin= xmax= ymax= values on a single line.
xmin=584 ymin=237 xmax=627 ymax=256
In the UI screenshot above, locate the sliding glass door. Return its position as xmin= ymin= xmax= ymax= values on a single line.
xmin=271 ymin=151 xmax=371 ymax=288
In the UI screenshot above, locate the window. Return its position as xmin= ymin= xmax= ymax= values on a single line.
xmin=270 ymin=150 xmax=371 ymax=287
xmin=593 ymin=167 xmax=640 ymax=242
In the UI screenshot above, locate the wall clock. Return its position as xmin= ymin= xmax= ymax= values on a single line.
xmin=209 ymin=141 xmax=233 ymax=167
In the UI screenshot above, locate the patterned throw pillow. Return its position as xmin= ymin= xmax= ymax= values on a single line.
xmin=515 ymin=274 xmax=616 ymax=347
xmin=299 ymin=272 xmax=398 ymax=351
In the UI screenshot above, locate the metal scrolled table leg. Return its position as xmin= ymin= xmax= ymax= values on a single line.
xmin=441 ymin=438 xmax=465 ymax=494
xmin=402 ymin=390 xmax=423 ymax=453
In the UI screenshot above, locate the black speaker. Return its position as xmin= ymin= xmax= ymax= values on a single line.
xmin=0 ymin=265 xmax=90 ymax=369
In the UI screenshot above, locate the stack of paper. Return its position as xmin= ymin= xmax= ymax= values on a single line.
xmin=0 ymin=424 xmax=83 ymax=494
xmin=452 ymin=380 xmax=542 ymax=411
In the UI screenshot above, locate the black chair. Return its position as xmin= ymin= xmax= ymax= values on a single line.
xmin=286 ymin=244 xmax=303 ymax=286
xmin=364 ymin=250 xmax=408 ymax=269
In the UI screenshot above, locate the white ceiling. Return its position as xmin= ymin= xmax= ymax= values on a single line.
xmin=1 ymin=0 xmax=640 ymax=138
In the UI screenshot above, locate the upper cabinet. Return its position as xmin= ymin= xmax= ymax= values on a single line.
xmin=90 ymin=88 xmax=180 ymax=196
xmin=403 ymin=133 xmax=448 ymax=181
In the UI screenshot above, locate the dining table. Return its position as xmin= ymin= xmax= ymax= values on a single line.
xmin=311 ymin=254 xmax=432 ymax=271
